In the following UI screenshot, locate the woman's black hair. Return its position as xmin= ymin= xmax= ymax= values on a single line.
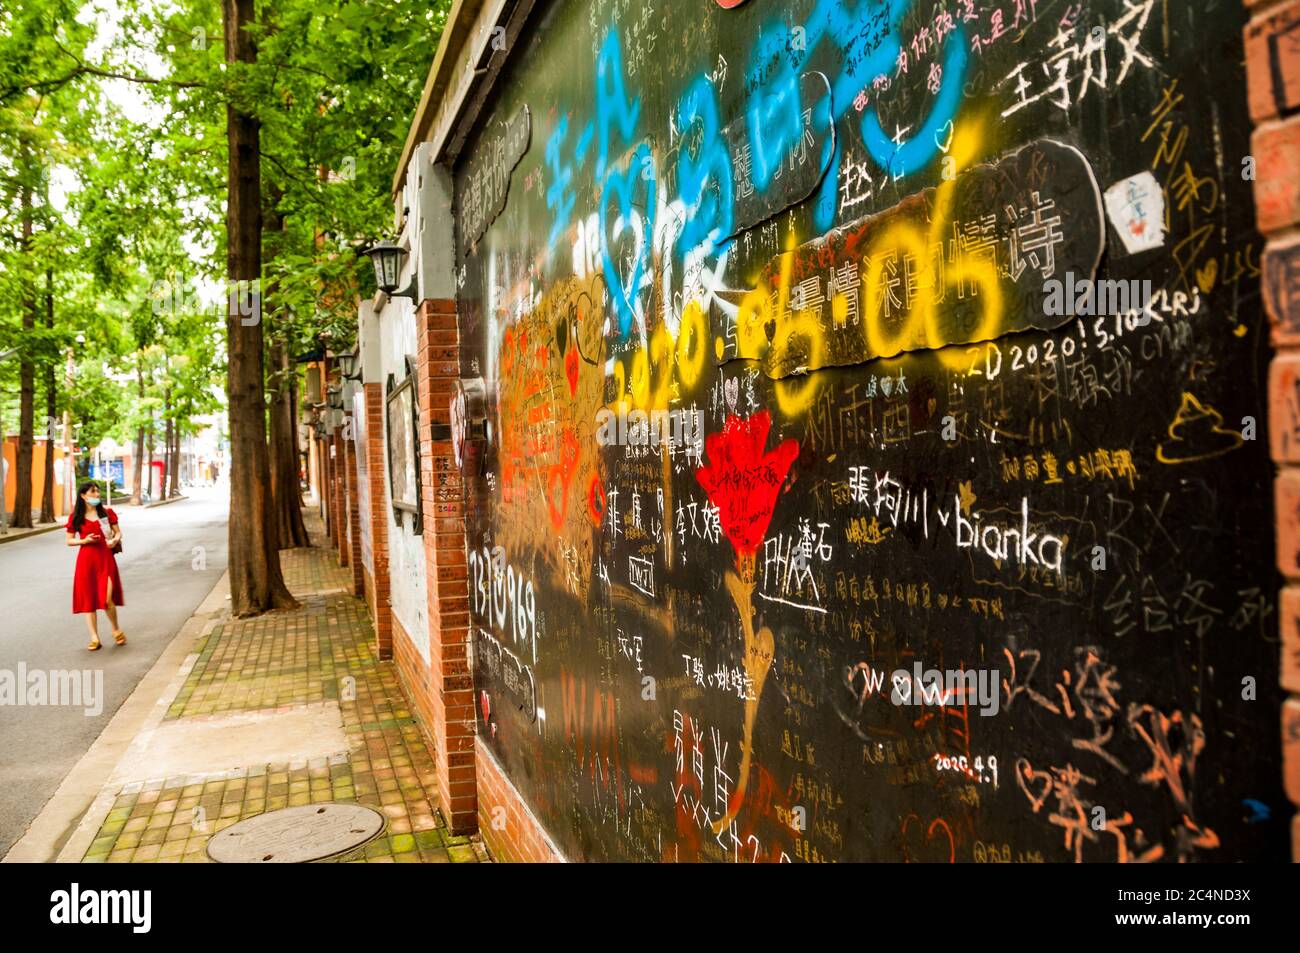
xmin=71 ymin=480 xmax=107 ymax=534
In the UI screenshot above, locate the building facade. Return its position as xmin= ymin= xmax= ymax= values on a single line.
xmin=333 ymin=0 xmax=1299 ymax=862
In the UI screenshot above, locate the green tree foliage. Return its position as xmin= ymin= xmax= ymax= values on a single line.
xmin=2 ymin=0 xmax=449 ymax=543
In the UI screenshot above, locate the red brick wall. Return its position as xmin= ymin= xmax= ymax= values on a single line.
xmin=362 ymin=565 xmax=376 ymax=626
xmin=393 ymin=612 xmax=438 ymax=743
xmin=476 ymin=745 xmax=563 ymax=863
xmin=1246 ymin=0 xmax=1300 ymax=860
xmin=323 ymin=431 xmax=334 ymax=544
xmin=415 ymin=298 xmax=478 ymax=834
xmin=330 ymin=432 xmax=344 ymax=561
xmin=344 ymin=419 xmax=364 ymax=595
xmin=363 ymin=382 xmax=393 ymax=660
xmin=339 ymin=428 xmax=352 ymax=571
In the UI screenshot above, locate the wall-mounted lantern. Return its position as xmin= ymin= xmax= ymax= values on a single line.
xmin=336 ymin=346 xmax=362 ymax=381
xmin=362 ymin=239 xmax=418 ymax=302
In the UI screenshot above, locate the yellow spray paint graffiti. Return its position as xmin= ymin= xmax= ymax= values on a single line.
xmin=609 ymin=295 xmax=710 ymax=412
xmin=722 ymin=125 xmax=1103 ymax=382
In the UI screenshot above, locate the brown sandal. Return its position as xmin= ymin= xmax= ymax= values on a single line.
xmin=113 ymin=630 xmax=127 ymax=646
xmin=88 ymin=639 xmax=102 ymax=651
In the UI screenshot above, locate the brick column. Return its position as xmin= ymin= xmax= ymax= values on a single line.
xmin=363 ymin=383 xmax=393 ymax=660
xmin=332 ymin=432 xmax=346 ymax=566
xmin=415 ymin=298 xmax=477 ymax=834
xmin=338 ymin=425 xmax=352 ymax=570
xmin=344 ymin=419 xmax=365 ymax=597
xmin=1247 ymin=0 xmax=1300 ymax=860
xmin=324 ymin=431 xmax=337 ymax=547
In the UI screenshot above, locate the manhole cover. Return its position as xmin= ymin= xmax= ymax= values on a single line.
xmin=207 ymin=804 xmax=386 ymax=863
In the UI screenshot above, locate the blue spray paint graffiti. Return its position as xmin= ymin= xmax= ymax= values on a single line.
xmin=676 ymin=75 xmax=734 ymax=261
xmin=591 ymin=30 xmax=658 ymax=337
xmin=600 ymin=144 xmax=657 ymax=338
xmin=858 ymin=2 xmax=968 ymax=179
xmin=546 ymin=114 xmax=576 ymax=253
xmin=745 ymin=0 xmax=968 ymax=231
xmin=544 ymin=2 xmax=968 ymax=332
xmin=595 ymin=32 xmax=641 ymax=181
xmin=744 ymin=23 xmax=807 ymax=195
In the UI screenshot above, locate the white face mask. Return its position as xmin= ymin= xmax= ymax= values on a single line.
xmin=85 ymin=497 xmax=101 ymax=508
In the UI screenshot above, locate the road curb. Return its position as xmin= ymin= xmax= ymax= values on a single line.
xmin=0 ymin=523 xmax=62 ymax=546
xmin=143 ymin=495 xmax=188 ymax=509
xmin=1 ymin=569 xmax=230 ymax=864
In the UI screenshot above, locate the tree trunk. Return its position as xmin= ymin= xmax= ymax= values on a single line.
xmin=174 ymin=414 xmax=182 ymax=493
xmin=130 ymin=362 xmax=144 ymax=505
xmin=264 ymin=200 xmax=309 ymax=549
xmin=39 ymin=268 xmax=56 ymax=524
xmin=146 ymin=419 xmax=155 ymax=500
xmin=224 ymin=0 xmax=296 ymax=616
xmin=163 ymin=390 xmax=174 ymax=499
xmin=290 ymin=367 xmax=303 ymax=498
xmin=169 ymin=417 xmax=181 ymax=496
xmin=13 ymin=148 xmax=35 ymax=529
xmin=269 ymin=343 xmax=309 ymax=548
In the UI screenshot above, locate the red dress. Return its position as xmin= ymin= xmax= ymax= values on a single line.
xmin=67 ymin=508 xmax=125 ymax=613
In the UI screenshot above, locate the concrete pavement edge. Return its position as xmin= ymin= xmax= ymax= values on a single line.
xmin=0 ymin=524 xmax=62 ymax=546
xmin=143 ymin=495 xmax=188 ymax=509
xmin=1 ymin=568 xmax=231 ymax=864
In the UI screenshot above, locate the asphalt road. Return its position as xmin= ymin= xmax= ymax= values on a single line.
xmin=0 ymin=487 xmax=228 ymax=858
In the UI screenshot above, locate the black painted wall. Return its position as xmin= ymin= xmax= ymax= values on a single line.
xmin=454 ymin=0 xmax=1284 ymax=862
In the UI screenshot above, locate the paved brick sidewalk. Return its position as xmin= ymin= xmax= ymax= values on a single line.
xmin=80 ymin=517 xmax=489 ymax=864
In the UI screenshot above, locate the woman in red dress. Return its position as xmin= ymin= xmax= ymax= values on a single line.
xmin=65 ymin=480 xmax=126 ymax=651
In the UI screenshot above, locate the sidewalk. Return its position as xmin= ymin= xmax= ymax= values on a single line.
xmin=62 ymin=514 xmax=488 ymax=863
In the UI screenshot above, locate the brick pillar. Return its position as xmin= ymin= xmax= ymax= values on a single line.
xmin=332 ymin=432 xmax=346 ymax=565
xmin=415 ymin=298 xmax=477 ymax=834
xmin=325 ymin=432 xmax=335 ymax=546
xmin=317 ymin=427 xmax=328 ymax=525
xmin=344 ymin=419 xmax=364 ymax=597
xmin=338 ymin=425 xmax=352 ymax=570
xmin=363 ymin=383 xmax=393 ymax=660
xmin=324 ymin=431 xmax=337 ymax=547
xmin=1246 ymin=0 xmax=1300 ymax=860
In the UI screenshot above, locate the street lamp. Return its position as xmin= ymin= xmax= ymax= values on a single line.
xmin=336 ymin=346 xmax=361 ymax=381
xmin=362 ymin=239 xmax=417 ymax=301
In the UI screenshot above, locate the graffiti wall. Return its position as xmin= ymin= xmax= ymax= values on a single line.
xmin=455 ymin=0 xmax=1285 ymax=861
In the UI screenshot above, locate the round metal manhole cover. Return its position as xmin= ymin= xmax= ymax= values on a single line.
xmin=207 ymin=804 xmax=386 ymax=863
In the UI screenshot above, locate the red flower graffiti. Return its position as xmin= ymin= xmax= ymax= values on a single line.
xmin=694 ymin=409 xmax=799 ymax=564
xmin=564 ymin=345 xmax=580 ymax=397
